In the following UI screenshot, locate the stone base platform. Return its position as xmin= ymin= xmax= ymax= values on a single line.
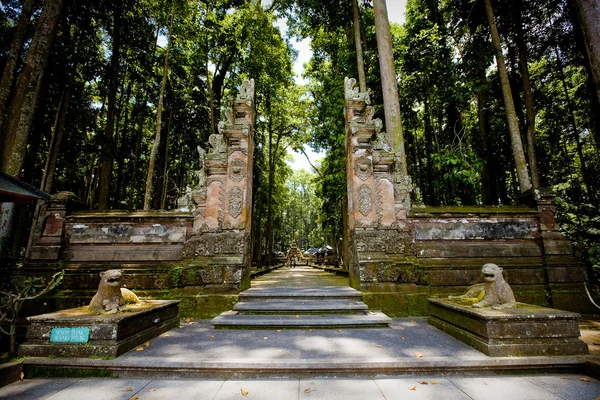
xmin=18 ymin=300 xmax=180 ymax=358
xmin=428 ymin=298 xmax=589 ymax=357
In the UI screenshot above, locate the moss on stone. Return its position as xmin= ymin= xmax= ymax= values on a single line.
xmin=26 ymin=366 xmax=116 ymax=378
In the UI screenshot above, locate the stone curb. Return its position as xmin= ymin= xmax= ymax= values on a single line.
xmin=0 ymin=361 xmax=23 ymax=388
xmin=23 ymin=355 xmax=599 ymax=379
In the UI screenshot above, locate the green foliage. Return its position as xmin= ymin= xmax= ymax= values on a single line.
xmin=0 ymin=270 xmax=64 ymax=355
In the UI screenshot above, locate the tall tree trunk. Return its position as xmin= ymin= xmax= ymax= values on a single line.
xmin=26 ymin=76 xmax=72 ymax=258
xmin=144 ymin=8 xmax=175 ymax=210
xmin=115 ymin=78 xmax=132 ymax=207
xmin=483 ymin=0 xmax=532 ymax=193
xmin=373 ymin=0 xmax=407 ymax=173
xmin=0 ymin=0 xmax=65 ymax=176
xmin=477 ymin=71 xmax=497 ymax=205
xmin=352 ymin=0 xmax=367 ymax=92
xmin=554 ymin=44 xmax=597 ymax=201
xmin=0 ymin=0 xmax=37 ymax=142
xmin=265 ymin=96 xmax=274 ymax=266
xmin=98 ymin=4 xmax=122 ymax=210
xmin=515 ymin=4 xmax=540 ymax=189
xmin=573 ymin=0 xmax=600 ymax=110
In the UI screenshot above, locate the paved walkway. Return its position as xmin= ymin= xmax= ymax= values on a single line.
xmin=252 ymin=266 xmax=348 ymax=288
xmin=2 ymin=374 xmax=600 ymax=399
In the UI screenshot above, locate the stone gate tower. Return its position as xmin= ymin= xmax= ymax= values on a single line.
xmin=344 ymin=77 xmax=415 ymax=291
xmin=183 ymin=79 xmax=255 ymax=292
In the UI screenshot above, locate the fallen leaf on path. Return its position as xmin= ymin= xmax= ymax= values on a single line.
xmin=418 ymin=380 xmax=428 ymax=385
xmin=185 ymin=317 xmax=193 ymax=322
xmin=296 ymin=315 xmax=300 ymax=318
xmin=135 ymin=347 xmax=144 ymax=351
xmin=144 ymin=341 xmax=150 ymax=346
xmin=410 ymin=320 xmax=416 ymax=324
xmin=264 ymin=337 xmax=269 ymax=340
xmin=377 ymin=345 xmax=383 ymax=348
xmin=408 ymin=386 xmax=416 ymax=390
xmin=401 ymin=337 xmax=405 ymax=340
xmin=277 ymin=350 xmax=283 ymax=352
xmin=431 ymin=380 xmax=439 ymax=385
xmin=309 ymin=329 xmax=313 ymax=332
xmin=130 ymin=395 xmax=139 ymax=400
xmin=163 ymin=334 xmax=170 ymax=337
xmin=20 ymin=372 xmax=24 ymax=381
xmin=148 ymin=388 xmax=156 ymax=392
xmin=265 ymin=299 xmax=269 ymax=302
xmin=209 ymin=335 xmax=215 ymax=340
xmin=304 ymin=388 xmax=311 ymax=393
xmin=415 ymin=352 xmax=423 ymax=358
xmin=328 ymin=338 xmax=332 ymax=341
xmin=276 ymin=330 xmax=282 ymax=332
xmin=241 ymin=388 xmax=249 ymax=396
xmin=581 ymin=377 xmax=591 ymax=382
xmin=123 ymin=387 xmax=133 ymax=392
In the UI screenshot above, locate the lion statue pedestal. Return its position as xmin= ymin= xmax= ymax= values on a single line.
xmin=427 ymin=264 xmax=588 ymax=357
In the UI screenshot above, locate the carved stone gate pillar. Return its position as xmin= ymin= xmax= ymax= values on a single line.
xmin=344 ymin=77 xmax=415 ymax=291
xmin=183 ymin=80 xmax=255 ymax=293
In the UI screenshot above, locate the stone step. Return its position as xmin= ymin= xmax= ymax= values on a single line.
xmin=211 ymin=311 xmax=391 ymax=329
xmin=233 ymin=299 xmax=369 ymax=314
xmin=239 ymin=286 xmax=363 ymax=301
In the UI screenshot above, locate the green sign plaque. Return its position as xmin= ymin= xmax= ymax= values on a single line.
xmin=50 ymin=327 xmax=90 ymax=343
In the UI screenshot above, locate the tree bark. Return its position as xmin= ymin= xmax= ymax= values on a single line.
xmin=98 ymin=4 xmax=122 ymax=210
xmin=0 ymin=0 xmax=64 ymax=177
xmin=483 ymin=0 xmax=532 ymax=193
xmin=554 ymin=44 xmax=597 ymax=201
xmin=352 ymin=0 xmax=367 ymax=92
xmin=373 ymin=0 xmax=407 ymax=173
xmin=574 ymin=0 xmax=600 ymax=110
xmin=0 ymin=0 xmax=38 ymax=142
xmin=515 ymin=5 xmax=540 ymax=189
xmin=144 ymin=8 xmax=175 ymax=210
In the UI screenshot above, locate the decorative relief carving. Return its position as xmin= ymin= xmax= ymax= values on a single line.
xmin=344 ymin=77 xmax=371 ymax=105
xmin=358 ymin=184 xmax=372 ymax=216
xmin=208 ymin=133 xmax=228 ymax=157
xmin=354 ymin=157 xmax=372 ymax=181
xmin=355 ymin=231 xmax=407 ymax=254
xmin=195 ymin=145 xmax=206 ymax=189
xmin=229 ymin=159 xmax=246 ymax=182
xmin=372 ymin=130 xmax=391 ymax=152
xmin=229 ymin=186 xmax=243 ymax=218
xmin=236 ymin=79 xmax=255 ymax=107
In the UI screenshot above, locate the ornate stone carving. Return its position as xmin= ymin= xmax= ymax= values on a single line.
xmin=229 ymin=159 xmax=246 ymax=182
xmin=448 ymin=263 xmax=517 ymax=310
xmin=182 ymin=232 xmax=247 ymax=257
xmin=208 ymin=133 xmax=228 ymax=156
xmin=344 ymin=77 xmax=371 ymax=104
xmin=372 ymin=130 xmax=391 ymax=152
xmin=89 ymin=270 xmax=140 ymax=313
xmin=196 ymin=145 xmax=206 ymax=189
xmin=229 ymin=186 xmax=243 ymax=218
xmin=354 ymin=157 xmax=372 ymax=181
xmin=236 ymin=79 xmax=255 ymax=107
xmin=355 ymin=231 xmax=407 ymax=254
xmin=358 ymin=184 xmax=372 ymax=216
xmin=199 ymin=266 xmax=224 ymax=284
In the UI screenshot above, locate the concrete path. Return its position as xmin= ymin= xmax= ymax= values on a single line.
xmin=251 ymin=266 xmax=348 ymax=288
xmin=2 ymin=374 xmax=600 ymax=399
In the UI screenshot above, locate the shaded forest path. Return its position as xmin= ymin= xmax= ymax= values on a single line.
xmin=251 ymin=265 xmax=349 ymax=288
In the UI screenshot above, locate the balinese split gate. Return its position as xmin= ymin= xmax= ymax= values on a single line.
xmin=24 ymin=77 xmax=593 ymax=318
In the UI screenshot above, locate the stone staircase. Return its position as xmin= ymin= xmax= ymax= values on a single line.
xmin=211 ymin=286 xmax=391 ymax=329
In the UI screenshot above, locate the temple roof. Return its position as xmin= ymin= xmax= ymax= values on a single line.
xmin=0 ymin=172 xmax=50 ymax=204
